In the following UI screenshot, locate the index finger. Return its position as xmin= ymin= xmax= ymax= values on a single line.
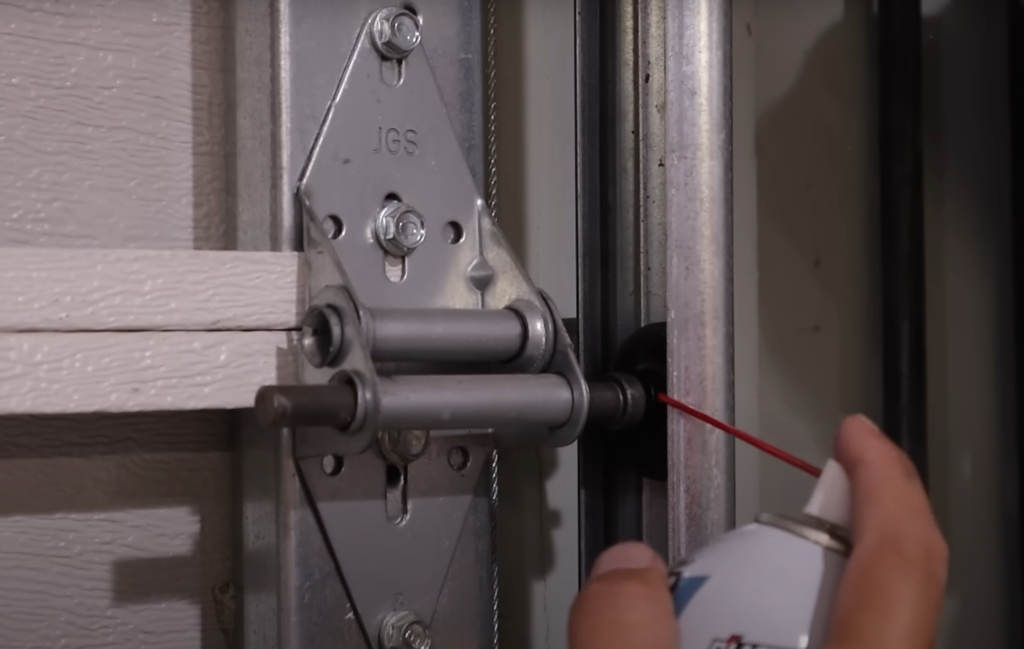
xmin=825 ymin=415 xmax=948 ymax=649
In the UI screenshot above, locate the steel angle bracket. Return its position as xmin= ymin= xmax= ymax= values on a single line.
xmin=287 ymin=8 xmax=588 ymax=645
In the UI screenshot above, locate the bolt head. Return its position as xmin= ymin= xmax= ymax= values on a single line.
xmin=380 ymin=611 xmax=431 ymax=649
xmin=372 ymin=8 xmax=422 ymax=59
xmin=402 ymin=621 xmax=430 ymax=649
xmin=400 ymin=429 xmax=429 ymax=457
xmin=380 ymin=430 xmax=430 ymax=464
xmin=376 ymin=202 xmax=426 ymax=257
xmin=394 ymin=211 xmax=426 ymax=249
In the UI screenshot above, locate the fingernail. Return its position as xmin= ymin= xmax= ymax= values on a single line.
xmin=590 ymin=542 xmax=662 ymax=578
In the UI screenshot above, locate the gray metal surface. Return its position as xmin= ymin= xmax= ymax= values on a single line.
xmin=280 ymin=5 xmax=590 ymax=646
xmin=574 ymin=0 xmax=607 ymax=576
xmin=379 ymin=610 xmax=431 ymax=649
xmin=297 ymin=282 xmax=381 ymax=457
xmin=377 ymin=375 xmax=574 ymax=431
xmin=625 ymin=0 xmax=672 ymax=559
xmin=300 ymin=435 xmax=489 ymax=640
xmin=255 ymin=383 xmax=358 ymax=429
xmin=370 ymin=308 xmax=526 ymax=363
xmin=576 ymin=0 xmax=673 ymax=568
xmin=289 ymin=14 xmax=491 ymax=639
xmin=483 ymin=0 xmax=500 ymax=640
xmin=225 ymin=0 xmax=298 ymax=252
xmin=229 ymin=2 xmax=493 ymax=649
xmin=663 ymin=0 xmax=736 ymax=561
xmin=587 ymin=373 xmax=647 ymax=431
xmin=298 ymin=20 xmax=484 ymax=312
xmin=476 ymin=222 xmax=590 ymax=447
xmin=255 ymin=373 xmax=641 ymax=435
xmin=636 ymin=0 xmax=671 ymax=558
xmin=291 ymin=8 xmax=587 ymax=453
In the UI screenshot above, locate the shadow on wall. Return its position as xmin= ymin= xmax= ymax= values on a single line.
xmin=0 ymin=412 xmax=233 ymax=649
xmin=755 ymin=0 xmax=1014 ymax=646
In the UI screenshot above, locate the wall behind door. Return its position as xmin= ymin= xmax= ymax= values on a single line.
xmin=736 ymin=1 xmax=1017 ymax=647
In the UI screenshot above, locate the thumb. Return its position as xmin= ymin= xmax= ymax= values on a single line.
xmin=569 ymin=542 xmax=677 ymax=649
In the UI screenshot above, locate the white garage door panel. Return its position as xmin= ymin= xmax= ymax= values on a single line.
xmin=0 ymin=331 xmax=294 ymax=415
xmin=0 ymin=1 xmax=234 ymax=646
xmin=0 ymin=412 xmax=231 ymax=648
xmin=0 ymin=249 xmax=304 ymax=332
xmin=0 ymin=0 xmax=226 ymax=251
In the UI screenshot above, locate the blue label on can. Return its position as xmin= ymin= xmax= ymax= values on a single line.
xmin=671 ymin=575 xmax=708 ymax=615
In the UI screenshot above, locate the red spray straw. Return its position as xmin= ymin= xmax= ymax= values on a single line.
xmin=657 ymin=393 xmax=822 ymax=478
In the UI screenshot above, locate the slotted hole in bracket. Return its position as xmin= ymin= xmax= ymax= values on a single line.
xmin=385 ymin=463 xmax=408 ymax=524
xmin=381 ymin=59 xmax=404 ymax=87
xmin=384 ymin=253 xmax=407 ymax=283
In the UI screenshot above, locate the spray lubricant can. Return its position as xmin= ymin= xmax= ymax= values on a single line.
xmin=669 ymin=460 xmax=852 ymax=649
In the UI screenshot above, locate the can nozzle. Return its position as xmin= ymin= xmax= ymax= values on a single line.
xmin=802 ymin=459 xmax=851 ymax=530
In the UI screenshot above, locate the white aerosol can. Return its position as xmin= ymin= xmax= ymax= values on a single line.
xmin=669 ymin=460 xmax=852 ymax=649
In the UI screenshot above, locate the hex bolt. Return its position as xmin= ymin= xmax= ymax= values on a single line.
xmin=375 ymin=202 xmax=427 ymax=257
xmin=300 ymin=305 xmax=344 ymax=368
xmin=379 ymin=430 xmax=430 ymax=465
xmin=379 ymin=610 xmax=431 ymax=649
xmin=371 ymin=7 xmax=422 ymax=60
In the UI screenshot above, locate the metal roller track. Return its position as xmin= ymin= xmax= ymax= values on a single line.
xmin=664 ymin=0 xmax=736 ymax=560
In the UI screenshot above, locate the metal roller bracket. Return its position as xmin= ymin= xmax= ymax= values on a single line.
xmin=299 ymin=436 xmax=488 ymax=642
xmin=477 ymin=211 xmax=589 ymax=447
xmin=298 ymin=14 xmax=483 ymax=313
xmin=281 ymin=8 xmax=589 ymax=643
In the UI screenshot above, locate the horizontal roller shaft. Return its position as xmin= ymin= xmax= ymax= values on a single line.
xmin=255 ymin=383 xmax=359 ymax=429
xmin=370 ymin=308 xmax=526 ymax=363
xmin=254 ymin=373 xmax=646 ymax=434
xmin=377 ymin=374 xmax=573 ymax=430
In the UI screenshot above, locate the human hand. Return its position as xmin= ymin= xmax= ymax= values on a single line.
xmin=568 ymin=415 xmax=949 ymax=649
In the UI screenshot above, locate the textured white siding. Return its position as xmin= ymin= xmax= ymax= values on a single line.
xmin=0 ymin=331 xmax=294 ymax=415
xmin=0 ymin=1 xmax=232 ymax=647
xmin=0 ymin=0 xmax=226 ymax=250
xmin=0 ymin=249 xmax=303 ymax=332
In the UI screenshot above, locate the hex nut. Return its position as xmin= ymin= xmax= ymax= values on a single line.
xmin=380 ymin=430 xmax=430 ymax=465
xmin=372 ymin=7 xmax=422 ymax=60
xmin=375 ymin=202 xmax=427 ymax=257
xmin=379 ymin=610 xmax=431 ymax=649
